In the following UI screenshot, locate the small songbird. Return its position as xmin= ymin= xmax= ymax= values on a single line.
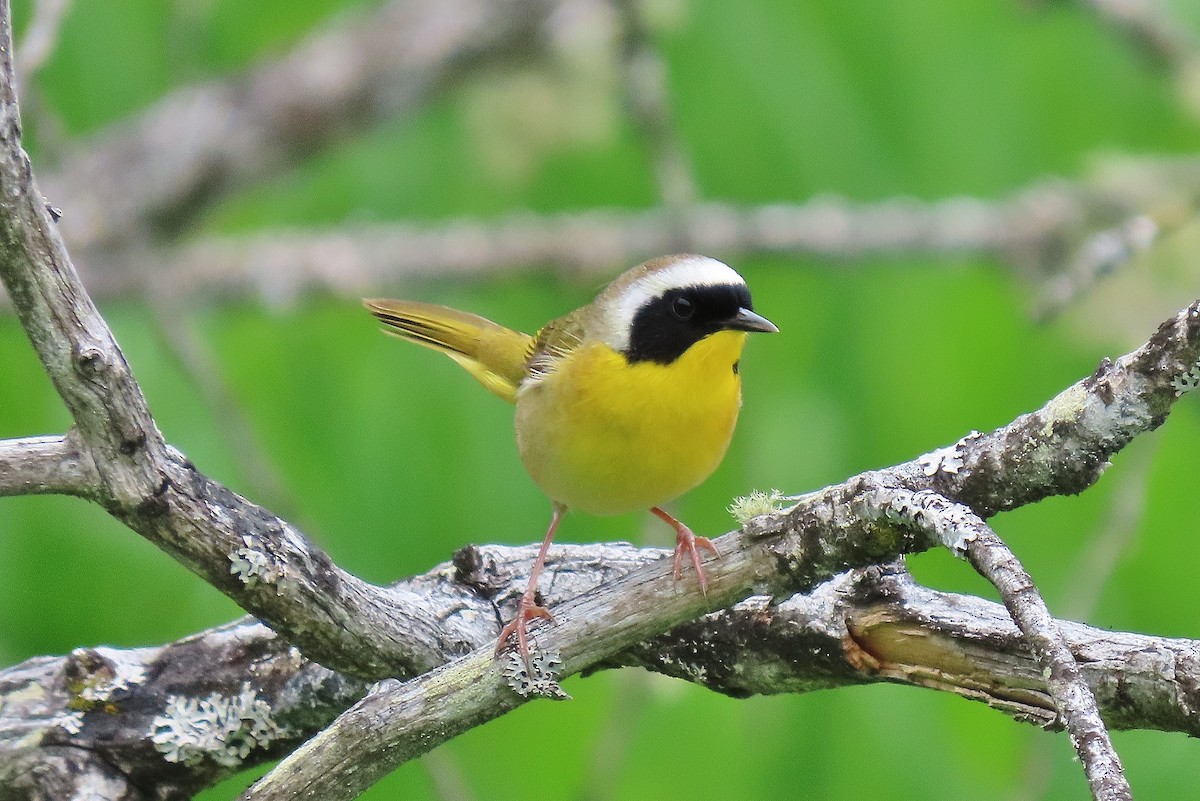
xmin=365 ymin=254 xmax=777 ymax=668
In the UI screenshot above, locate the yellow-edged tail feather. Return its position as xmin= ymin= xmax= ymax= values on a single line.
xmin=363 ymin=299 xmax=532 ymax=403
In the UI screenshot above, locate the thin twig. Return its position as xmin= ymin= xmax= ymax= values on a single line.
xmin=421 ymin=750 xmax=478 ymax=801
xmin=857 ymin=488 xmax=1131 ymax=801
xmin=615 ymin=0 xmax=698 ymax=217
xmin=13 ymin=0 xmax=72 ymax=94
xmin=1060 ymin=438 xmax=1156 ymax=620
xmin=1007 ymin=439 xmax=1157 ymax=801
xmin=1033 ymin=214 xmax=1160 ymax=319
xmin=145 ymin=296 xmax=298 ymax=517
xmin=966 ymin=524 xmax=1130 ymax=800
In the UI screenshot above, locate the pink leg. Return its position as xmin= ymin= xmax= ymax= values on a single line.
xmin=496 ymin=502 xmax=566 ymax=669
xmin=650 ymin=506 xmax=719 ymax=595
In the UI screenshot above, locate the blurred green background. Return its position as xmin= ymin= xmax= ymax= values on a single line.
xmin=2 ymin=0 xmax=1199 ymax=799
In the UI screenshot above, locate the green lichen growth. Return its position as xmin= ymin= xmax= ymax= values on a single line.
xmin=728 ymin=489 xmax=789 ymax=524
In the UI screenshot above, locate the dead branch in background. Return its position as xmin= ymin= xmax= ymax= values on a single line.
xmin=2 ymin=0 xmax=1192 ymax=315
xmin=53 ymin=161 xmax=1190 ymax=311
xmin=36 ymin=0 xmax=560 ymax=262
xmin=1077 ymin=0 xmax=1199 ymax=73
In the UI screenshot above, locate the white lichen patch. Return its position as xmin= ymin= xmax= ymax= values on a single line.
xmin=54 ymin=709 xmax=85 ymax=735
xmin=76 ymin=649 xmax=147 ymax=703
xmin=677 ymin=661 xmax=709 ymax=684
xmin=918 ymin=446 xmax=958 ymax=476
xmin=928 ymin=501 xmax=979 ymax=556
xmin=448 ymin=606 xmax=483 ymax=626
xmin=366 ymin=678 xmax=403 ymax=697
xmin=205 ymin=500 xmax=237 ymax=532
xmin=228 ymin=534 xmax=295 ymax=593
xmin=502 ymin=650 xmax=570 ymax=700
xmin=1171 ymin=362 xmax=1200 ymax=397
xmin=728 ymin=489 xmax=789 ymax=524
xmin=918 ymin=430 xmax=980 ymax=476
xmin=149 ymin=683 xmax=291 ymax=767
xmin=863 ymin=488 xmax=979 ymax=556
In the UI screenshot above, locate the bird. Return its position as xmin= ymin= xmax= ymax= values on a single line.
xmin=364 ymin=254 xmax=778 ymax=670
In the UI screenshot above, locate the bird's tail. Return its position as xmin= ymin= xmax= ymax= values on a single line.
xmin=363 ymin=299 xmax=533 ymax=403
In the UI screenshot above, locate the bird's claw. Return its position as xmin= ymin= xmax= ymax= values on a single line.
xmin=495 ymin=595 xmax=553 ymax=671
xmin=671 ymin=525 xmax=719 ymax=595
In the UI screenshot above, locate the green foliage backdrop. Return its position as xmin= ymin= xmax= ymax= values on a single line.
xmin=2 ymin=0 xmax=1199 ymax=798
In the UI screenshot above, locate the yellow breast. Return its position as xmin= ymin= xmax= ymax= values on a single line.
xmin=514 ymin=330 xmax=747 ymax=515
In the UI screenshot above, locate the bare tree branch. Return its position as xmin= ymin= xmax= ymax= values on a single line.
xmin=3 ymin=0 xmax=1191 ymax=319
xmin=1008 ymin=440 xmax=1156 ymax=798
xmin=4 ymin=283 xmax=1195 ymax=798
xmin=0 ymin=0 xmax=1189 ymax=315
xmin=0 ymin=430 xmax=96 ymax=495
xmin=0 ymin=1 xmax=492 ymax=681
xmin=0 ymin=16 xmax=168 ymax=508
xmin=619 ymin=564 xmax=1200 ymax=740
xmin=2 ymin=142 xmax=1198 ymax=790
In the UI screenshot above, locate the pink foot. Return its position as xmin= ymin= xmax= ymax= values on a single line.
xmin=495 ymin=594 xmax=553 ymax=669
xmin=651 ymin=506 xmax=720 ymax=594
xmin=672 ymin=525 xmax=719 ymax=594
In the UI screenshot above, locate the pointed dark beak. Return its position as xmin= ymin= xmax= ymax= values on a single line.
xmin=724 ymin=307 xmax=779 ymax=334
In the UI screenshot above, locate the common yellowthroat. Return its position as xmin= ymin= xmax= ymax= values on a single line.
xmin=365 ymin=254 xmax=777 ymax=667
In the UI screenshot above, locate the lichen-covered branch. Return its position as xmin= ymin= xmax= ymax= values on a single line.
xmin=236 ymin=291 xmax=1200 ymax=799
xmin=0 ymin=268 xmax=1195 ymax=795
xmin=891 ymin=297 xmax=1200 ymax=517
xmin=0 ymin=12 xmax=168 ymax=509
xmin=0 ymin=620 xmax=368 ymax=800
xmin=857 ymin=489 xmax=1130 ymax=800
xmin=10 ymin=548 xmax=1195 ymax=800
xmin=965 ymin=523 xmax=1130 ymax=801
xmin=0 ymin=0 xmax=505 ymax=684
xmin=617 ymin=564 xmax=1200 ymax=740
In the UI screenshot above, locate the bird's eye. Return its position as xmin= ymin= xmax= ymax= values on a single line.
xmin=671 ymin=296 xmax=695 ymax=320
